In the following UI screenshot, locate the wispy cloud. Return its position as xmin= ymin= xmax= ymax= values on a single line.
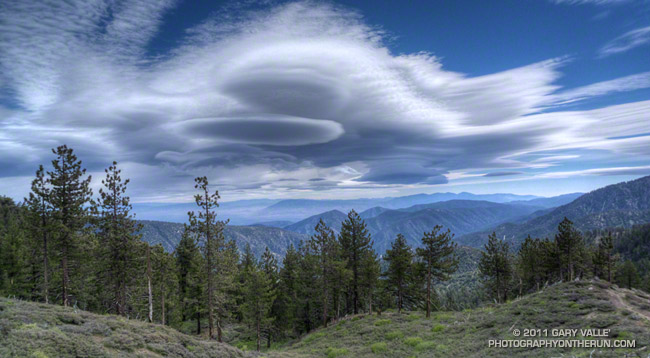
xmin=552 ymin=71 xmax=650 ymax=105
xmin=0 ymin=1 xmax=649 ymax=201
xmin=600 ymin=26 xmax=650 ymax=57
xmin=549 ymin=0 xmax=630 ymax=5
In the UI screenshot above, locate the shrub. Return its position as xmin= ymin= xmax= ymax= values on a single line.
xmin=385 ymin=330 xmax=403 ymax=340
xmin=404 ymin=337 xmax=422 ymax=347
xmin=326 ymin=347 xmax=349 ymax=357
xmin=374 ymin=319 xmax=391 ymax=327
xmin=415 ymin=341 xmax=436 ymax=351
xmin=432 ymin=324 xmax=445 ymax=333
xmin=370 ymin=342 xmax=387 ymax=353
xmin=405 ymin=314 xmax=420 ymax=322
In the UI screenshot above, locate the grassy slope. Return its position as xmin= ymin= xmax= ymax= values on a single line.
xmin=0 ymin=298 xmax=246 ymax=358
xmin=269 ymin=281 xmax=650 ymax=358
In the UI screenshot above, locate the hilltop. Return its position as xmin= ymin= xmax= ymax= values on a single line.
xmin=0 ymin=297 xmax=246 ymax=358
xmin=267 ymin=280 xmax=650 ymax=358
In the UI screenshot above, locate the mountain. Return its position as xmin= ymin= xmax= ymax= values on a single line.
xmin=510 ymin=192 xmax=583 ymax=208
xmin=278 ymin=200 xmax=545 ymax=253
xmin=255 ymin=192 xmax=542 ymax=223
xmin=138 ymin=220 xmax=308 ymax=259
xmin=358 ymin=206 xmax=390 ymax=219
xmin=0 ymin=297 xmax=246 ymax=358
xmin=364 ymin=201 xmax=544 ymax=253
xmin=250 ymin=220 xmax=294 ymax=228
xmin=282 ymin=210 xmax=348 ymax=235
xmin=457 ymin=176 xmax=650 ymax=248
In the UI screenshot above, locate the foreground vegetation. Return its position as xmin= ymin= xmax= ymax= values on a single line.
xmin=268 ymin=280 xmax=650 ymax=358
xmin=0 ymin=297 xmax=246 ymax=358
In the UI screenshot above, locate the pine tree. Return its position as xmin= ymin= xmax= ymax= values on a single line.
xmin=47 ymin=145 xmax=92 ymax=307
xmin=307 ymin=219 xmax=337 ymax=326
xmin=338 ymin=210 xmax=373 ymax=314
xmin=241 ymin=261 xmax=276 ymax=351
xmin=416 ymin=226 xmax=458 ymax=318
xmin=516 ymin=236 xmax=544 ymax=293
xmin=383 ymin=234 xmax=414 ymax=313
xmin=595 ymin=232 xmax=616 ymax=282
xmin=617 ymin=260 xmax=640 ymax=289
xmin=276 ymin=244 xmax=301 ymax=336
xmin=260 ymin=247 xmax=279 ymax=347
xmin=555 ymin=217 xmax=584 ymax=281
xmin=175 ymin=226 xmax=204 ymax=326
xmin=96 ymin=161 xmax=142 ymax=315
xmin=360 ymin=249 xmax=380 ymax=315
xmin=188 ymin=176 xmax=228 ymax=341
xmin=24 ymin=166 xmax=52 ymax=303
xmin=478 ymin=232 xmax=512 ymax=304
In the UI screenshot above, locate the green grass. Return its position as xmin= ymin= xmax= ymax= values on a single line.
xmin=266 ymin=280 xmax=650 ymax=358
xmin=373 ymin=319 xmax=391 ymax=327
xmin=326 ymin=347 xmax=349 ymax=357
xmin=385 ymin=330 xmax=403 ymax=340
xmin=0 ymin=297 xmax=245 ymax=358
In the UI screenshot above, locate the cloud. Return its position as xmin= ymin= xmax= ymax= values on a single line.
xmin=552 ymin=72 xmax=650 ymax=105
xmin=0 ymin=1 xmax=649 ymax=202
xmin=483 ymin=171 xmax=524 ymax=177
xmin=549 ymin=0 xmax=630 ymax=5
xmin=600 ymin=26 xmax=650 ymax=57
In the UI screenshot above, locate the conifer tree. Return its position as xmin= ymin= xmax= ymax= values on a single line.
xmin=276 ymin=244 xmax=301 ymax=336
xmin=416 ymin=226 xmax=458 ymax=317
xmin=96 ymin=161 xmax=142 ymax=315
xmin=24 ymin=166 xmax=52 ymax=303
xmin=479 ymin=232 xmax=512 ymax=303
xmin=516 ymin=236 xmax=544 ymax=293
xmin=595 ymin=232 xmax=616 ymax=282
xmin=175 ymin=226 xmax=205 ymax=333
xmin=383 ymin=234 xmax=414 ymax=313
xmin=242 ymin=260 xmax=276 ymax=351
xmin=188 ymin=176 xmax=228 ymax=341
xmin=555 ymin=218 xmax=584 ymax=281
xmin=47 ymin=145 xmax=92 ymax=307
xmin=261 ymin=247 xmax=279 ymax=347
xmin=360 ymin=249 xmax=380 ymax=314
xmin=617 ymin=260 xmax=640 ymax=289
xmin=308 ymin=219 xmax=337 ymax=326
xmin=338 ymin=210 xmax=373 ymax=314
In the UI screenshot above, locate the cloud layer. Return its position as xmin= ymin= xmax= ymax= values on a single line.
xmin=0 ymin=0 xmax=649 ymax=201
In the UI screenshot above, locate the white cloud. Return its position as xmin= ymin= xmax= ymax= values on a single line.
xmin=0 ymin=1 xmax=649 ymax=202
xmin=600 ymin=26 xmax=650 ymax=57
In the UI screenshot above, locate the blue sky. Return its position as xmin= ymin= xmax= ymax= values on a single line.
xmin=0 ymin=0 xmax=649 ymax=203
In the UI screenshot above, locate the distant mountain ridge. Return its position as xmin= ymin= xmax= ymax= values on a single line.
xmin=138 ymin=220 xmax=308 ymax=259
xmin=279 ymin=200 xmax=547 ymax=254
xmin=457 ymin=176 xmax=650 ymax=248
xmin=133 ymin=191 xmax=547 ymax=224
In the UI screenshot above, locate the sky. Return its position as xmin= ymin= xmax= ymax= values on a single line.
xmin=1 ymin=0 xmax=650 ymax=204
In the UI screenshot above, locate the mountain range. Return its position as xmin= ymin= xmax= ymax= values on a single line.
xmin=457 ymin=176 xmax=650 ymax=248
xmin=137 ymin=191 xmax=585 ymax=257
xmin=133 ymin=192 xmax=546 ymax=225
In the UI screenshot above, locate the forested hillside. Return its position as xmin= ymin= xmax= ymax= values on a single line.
xmin=458 ymin=176 xmax=650 ymax=248
xmin=139 ymin=220 xmax=308 ymax=258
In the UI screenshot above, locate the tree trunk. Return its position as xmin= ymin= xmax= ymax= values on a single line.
xmin=197 ymin=312 xmax=201 ymax=335
xmin=42 ymin=207 xmax=49 ymax=304
xmin=62 ymin=237 xmax=70 ymax=307
xmin=426 ymin=265 xmax=431 ymax=318
xmin=256 ymin=319 xmax=261 ymax=351
xmin=147 ymin=246 xmax=153 ymax=323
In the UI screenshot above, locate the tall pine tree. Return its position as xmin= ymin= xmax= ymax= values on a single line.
xmin=47 ymin=145 xmax=92 ymax=307
xmin=338 ymin=210 xmax=373 ymax=314
xmin=416 ymin=226 xmax=458 ymax=318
